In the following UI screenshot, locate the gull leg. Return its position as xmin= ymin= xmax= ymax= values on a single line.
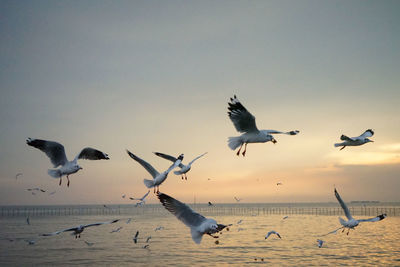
xmin=242 ymin=143 xmax=248 ymax=156
xmin=182 ymin=175 xmax=184 ymax=180
xmin=342 ymin=229 xmax=345 ymax=233
xmin=185 ymin=173 xmax=187 ymax=180
xmin=347 ymin=229 xmax=350 ymax=235
xmin=153 ymin=187 xmax=156 ymax=194
xmin=236 ymin=143 xmax=243 ymax=156
xmin=340 ymin=146 xmax=346 ymax=151
xmin=67 ymin=175 xmax=70 ymax=187
xmin=59 ymin=176 xmax=62 ymax=186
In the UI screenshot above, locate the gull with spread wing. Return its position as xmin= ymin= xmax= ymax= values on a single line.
xmin=154 ymin=152 xmax=207 ymax=180
xmin=158 ymin=192 xmax=230 ymax=244
xmin=227 ymin=95 xmax=299 ymax=156
xmin=126 ymin=150 xmax=183 ymax=193
xmin=41 ymin=219 xmax=119 ymax=238
xmin=265 ymin=230 xmax=281 ymax=240
xmin=334 ymin=129 xmax=374 ymax=150
xmin=322 ymin=188 xmax=386 ymax=236
xmin=131 ymin=190 xmax=150 ymax=205
xmin=26 ymin=138 xmax=109 ymax=187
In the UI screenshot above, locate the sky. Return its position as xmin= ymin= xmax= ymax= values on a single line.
xmin=0 ymin=0 xmax=399 ymax=205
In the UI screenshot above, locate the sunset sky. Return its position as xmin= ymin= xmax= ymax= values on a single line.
xmin=1 ymin=0 xmax=399 ymax=205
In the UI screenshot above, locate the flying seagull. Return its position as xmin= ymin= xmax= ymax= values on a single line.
xmin=154 ymin=226 xmax=164 ymax=231
xmin=26 ymin=138 xmax=109 ymax=187
xmin=317 ymin=239 xmax=324 ymax=248
xmin=41 ymin=219 xmax=119 ymax=238
xmin=133 ymin=231 xmax=139 ymax=244
xmin=15 ymin=173 xmax=23 ymax=179
xmin=154 ymin=152 xmax=207 ymax=180
xmin=131 ymin=190 xmax=150 ymax=205
xmin=323 ymin=188 xmax=386 ymax=236
xmin=84 ymin=240 xmax=94 ymax=246
xmin=26 ymin=217 xmax=30 ymax=225
xmin=234 ymin=197 xmax=242 ymax=202
xmin=157 ymin=192 xmax=230 ymax=244
xmin=265 ymin=230 xmax=281 ymax=240
xmin=277 ymin=182 xmax=283 ymax=186
xmin=110 ymin=227 xmax=123 ymax=233
xmin=227 ymin=95 xmax=299 ymax=156
xmin=126 ymin=150 xmax=183 ymax=193
xmin=334 ymin=129 xmax=374 ymax=150
xmin=146 ymin=236 xmax=152 ymax=243
xmin=208 ymin=202 xmax=213 ymax=206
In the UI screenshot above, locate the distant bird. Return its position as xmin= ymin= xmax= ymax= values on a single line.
xmin=317 ymin=239 xmax=324 ymax=248
xmin=133 ymin=231 xmax=139 ymax=244
xmin=27 ymin=188 xmax=45 ymax=192
xmin=282 ymin=216 xmax=289 ymax=220
xmin=146 ymin=236 xmax=152 ymax=243
xmin=15 ymin=173 xmax=23 ymax=179
xmin=142 ymin=244 xmax=150 ymax=249
xmin=157 ymin=192 xmax=230 ymax=244
xmin=26 ymin=217 xmax=30 ymax=225
xmin=129 ymin=197 xmax=135 ymax=200
xmin=208 ymin=202 xmax=213 ymax=206
xmin=84 ymin=240 xmax=94 ymax=246
xmin=154 ymin=226 xmax=164 ymax=231
xmin=126 ymin=150 xmax=183 ymax=193
xmin=227 ymin=95 xmax=299 ymax=156
xmin=154 ymin=152 xmax=207 ymax=180
xmin=26 ymin=138 xmax=109 ymax=187
xmin=265 ymin=231 xmax=281 ymax=239
xmin=25 ymin=240 xmax=36 ymax=245
xmin=110 ymin=227 xmax=123 ymax=233
xmin=131 ymin=190 xmax=150 ymax=205
xmin=126 ymin=218 xmax=132 ymax=224
xmin=322 ymin=188 xmax=386 ymax=236
xmin=334 ymin=129 xmax=374 ymax=150
xmin=48 ymin=191 xmax=56 ymax=196
xmin=103 ymin=205 xmax=109 ymax=209
xmin=237 ymin=219 xmax=243 ymax=225
xmin=41 ymin=219 xmax=119 ymax=238
xmin=277 ymin=182 xmax=283 ymax=186
xmin=122 ymin=194 xmax=126 ymax=199
xmin=234 ymin=197 xmax=242 ymax=202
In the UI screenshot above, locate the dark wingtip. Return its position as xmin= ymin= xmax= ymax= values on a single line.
xmin=378 ymin=214 xmax=387 ymax=220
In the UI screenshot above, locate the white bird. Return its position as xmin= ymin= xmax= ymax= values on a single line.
xmin=323 ymin=188 xmax=386 ymax=236
xmin=146 ymin=236 xmax=152 ymax=243
xmin=133 ymin=231 xmax=139 ymax=244
xmin=227 ymin=95 xmax=299 ymax=156
xmin=154 ymin=152 xmax=207 ymax=180
xmin=265 ymin=231 xmax=281 ymax=239
xmin=237 ymin=219 xmax=243 ymax=225
xmin=126 ymin=150 xmax=183 ymax=193
xmin=277 ymin=182 xmax=283 ymax=186
xmin=142 ymin=244 xmax=150 ymax=249
xmin=154 ymin=226 xmax=164 ymax=231
xmin=84 ymin=240 xmax=94 ymax=246
xmin=234 ymin=197 xmax=242 ymax=202
xmin=15 ymin=173 xmax=23 ymax=179
xmin=131 ymin=190 xmax=150 ymax=205
xmin=122 ymin=194 xmax=126 ymax=199
xmin=334 ymin=129 xmax=374 ymax=150
xmin=26 ymin=138 xmax=109 ymax=187
xmin=110 ymin=226 xmax=123 ymax=233
xmin=317 ymin=239 xmax=324 ymax=248
xmin=25 ymin=240 xmax=36 ymax=245
xmin=282 ymin=216 xmax=289 ymax=220
xmin=41 ymin=219 xmax=119 ymax=238
xmin=126 ymin=218 xmax=132 ymax=224
xmin=157 ymin=192 xmax=230 ymax=244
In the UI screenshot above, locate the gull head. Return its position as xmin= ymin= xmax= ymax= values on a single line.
xmin=271 ymin=137 xmax=277 ymax=144
xmin=177 ymin=154 xmax=184 ymax=161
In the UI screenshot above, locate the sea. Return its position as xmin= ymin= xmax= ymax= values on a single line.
xmin=1 ymin=203 xmax=399 ymax=266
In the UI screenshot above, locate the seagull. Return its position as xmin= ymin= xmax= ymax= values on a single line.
xmin=110 ymin=227 xmax=123 ymax=233
xmin=84 ymin=240 xmax=94 ymax=246
xmin=146 ymin=236 xmax=152 ymax=243
xmin=126 ymin=150 xmax=183 ymax=193
xmin=282 ymin=216 xmax=289 ymax=220
xmin=41 ymin=219 xmax=119 ymax=238
xmin=126 ymin=218 xmax=132 ymax=224
xmin=334 ymin=129 xmax=374 ymax=150
xmin=26 ymin=217 xmax=30 ymax=225
xmin=265 ymin=231 xmax=281 ymax=239
xmin=48 ymin=191 xmax=56 ymax=195
xmin=227 ymin=95 xmax=299 ymax=156
xmin=131 ymin=190 xmax=150 ymax=205
xmin=277 ymin=182 xmax=283 ymax=186
xmin=317 ymin=239 xmax=324 ymax=248
xmin=154 ymin=226 xmax=164 ymax=231
xmin=122 ymin=194 xmax=126 ymax=199
xmin=208 ymin=202 xmax=213 ymax=206
xmin=25 ymin=240 xmax=36 ymax=245
xmin=142 ymin=244 xmax=150 ymax=249
xmin=323 ymin=188 xmax=387 ymax=236
xmin=154 ymin=152 xmax=207 ymax=180
xmin=15 ymin=173 xmax=23 ymax=179
xmin=157 ymin=192 xmax=230 ymax=244
xmin=237 ymin=219 xmax=243 ymax=225
xmin=26 ymin=138 xmax=109 ymax=187
xmin=133 ymin=231 xmax=139 ymax=244
xmin=234 ymin=197 xmax=242 ymax=202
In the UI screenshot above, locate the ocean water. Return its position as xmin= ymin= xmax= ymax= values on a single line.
xmin=1 ymin=207 xmax=399 ymax=266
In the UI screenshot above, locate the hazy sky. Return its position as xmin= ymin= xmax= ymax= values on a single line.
xmin=1 ymin=0 xmax=399 ymax=205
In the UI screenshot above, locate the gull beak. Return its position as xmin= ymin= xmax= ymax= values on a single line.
xmin=79 ymin=167 xmax=83 ymax=170
xmin=272 ymin=139 xmax=277 ymax=144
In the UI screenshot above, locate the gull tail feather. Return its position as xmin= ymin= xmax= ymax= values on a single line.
xmin=143 ymin=179 xmax=155 ymax=188
xmin=47 ymin=169 xmax=61 ymax=178
xmin=339 ymin=217 xmax=347 ymax=226
xmin=334 ymin=143 xmax=344 ymax=147
xmin=228 ymin=136 xmax=242 ymax=150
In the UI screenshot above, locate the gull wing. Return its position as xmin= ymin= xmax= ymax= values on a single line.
xmin=263 ymin=130 xmax=300 ymax=135
xmin=334 ymin=188 xmax=353 ymax=220
xmin=157 ymin=192 xmax=206 ymax=228
xmin=76 ymin=147 xmax=109 ymax=161
xmin=340 ymin=135 xmax=355 ymax=141
xmin=126 ymin=150 xmax=159 ymax=178
xmin=188 ymin=152 xmax=208 ymax=166
xmin=357 ymin=214 xmax=386 ymax=223
xmin=165 ymin=154 xmax=184 ymax=173
xmin=319 ymin=226 xmax=344 ymax=237
xmin=26 ymin=138 xmax=68 ymax=167
xmin=227 ymin=95 xmax=259 ymax=133
xmin=359 ymin=129 xmax=374 ymax=139
xmin=154 ymin=152 xmax=184 ymax=168
xmin=83 ymin=219 xmax=120 ymax=228
xmin=133 ymin=190 xmax=150 ymax=201
xmin=41 ymin=226 xmax=79 ymax=236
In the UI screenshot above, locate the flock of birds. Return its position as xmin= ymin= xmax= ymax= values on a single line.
xmin=14 ymin=95 xmax=386 ymax=249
